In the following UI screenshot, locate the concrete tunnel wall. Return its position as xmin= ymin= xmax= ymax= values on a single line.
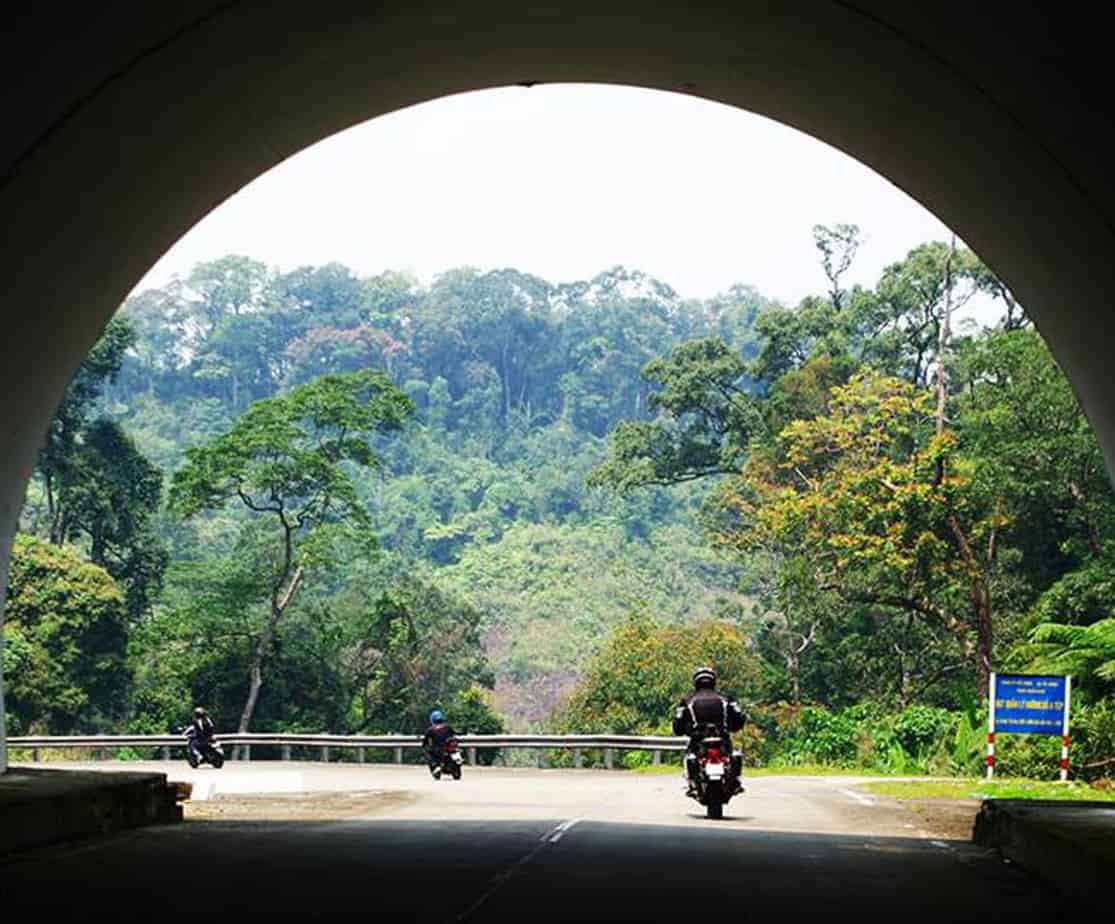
xmin=3 ymin=2 xmax=1115 ymax=772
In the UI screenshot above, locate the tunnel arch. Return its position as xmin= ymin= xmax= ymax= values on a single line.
xmin=2 ymin=3 xmax=1114 ymax=770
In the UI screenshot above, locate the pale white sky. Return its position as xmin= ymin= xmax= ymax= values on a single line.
xmin=136 ymin=84 xmax=996 ymax=321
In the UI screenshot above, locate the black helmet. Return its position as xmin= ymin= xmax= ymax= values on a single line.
xmin=693 ymin=666 xmax=716 ymax=689
xmin=193 ymin=707 xmax=206 ymax=718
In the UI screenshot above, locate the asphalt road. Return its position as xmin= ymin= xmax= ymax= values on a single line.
xmin=0 ymin=763 xmax=1073 ymax=919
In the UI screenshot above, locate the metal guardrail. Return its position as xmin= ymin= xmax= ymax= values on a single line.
xmin=8 ymin=733 xmax=688 ymax=769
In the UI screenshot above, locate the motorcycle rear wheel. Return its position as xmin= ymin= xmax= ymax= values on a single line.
xmin=705 ymin=781 xmax=724 ymax=819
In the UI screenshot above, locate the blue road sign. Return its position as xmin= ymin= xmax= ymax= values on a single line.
xmin=992 ymin=674 xmax=1067 ymax=736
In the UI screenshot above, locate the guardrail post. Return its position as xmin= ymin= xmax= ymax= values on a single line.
xmin=242 ymin=745 xmax=251 ymax=762
xmin=161 ymin=746 xmax=171 ymax=762
xmin=467 ymin=747 xmax=476 ymax=766
xmin=537 ymin=749 xmax=548 ymax=769
xmin=282 ymin=744 xmax=291 ymax=761
xmin=604 ymin=748 xmax=614 ymax=770
xmin=358 ymin=747 xmax=365 ymax=764
xmin=652 ymin=750 xmax=661 ymax=766
xmin=394 ymin=746 xmax=403 ymax=764
xmin=32 ymin=747 xmax=39 ymax=763
xmin=574 ymin=748 xmax=583 ymax=769
xmin=321 ymin=746 xmax=330 ymax=763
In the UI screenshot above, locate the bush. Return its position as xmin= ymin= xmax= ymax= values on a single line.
xmin=992 ymin=734 xmax=1063 ymax=779
xmin=779 ymin=706 xmax=859 ymax=766
xmin=893 ymin=705 xmax=955 ymax=757
xmin=1073 ymin=699 xmax=1115 ymax=780
xmin=448 ymin=687 xmax=505 ymax=766
xmin=754 ymin=701 xmax=969 ymax=774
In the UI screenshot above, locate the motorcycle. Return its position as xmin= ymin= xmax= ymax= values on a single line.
xmin=429 ymin=737 xmax=464 ymax=781
xmin=177 ymin=725 xmax=225 ymax=769
xmin=686 ymin=727 xmax=743 ymax=819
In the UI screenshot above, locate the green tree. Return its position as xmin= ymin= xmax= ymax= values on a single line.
xmin=812 ymin=223 xmax=862 ymax=309
xmin=53 ymin=419 xmax=169 ymax=619
xmin=957 ymin=327 xmax=1115 ymax=585
xmin=37 ymin=317 xmax=136 ymax=543
xmin=336 ymin=570 xmax=496 ymax=734
xmin=25 ymin=317 xmax=169 ymax=619
xmin=127 ymin=545 xmax=270 ymax=735
xmin=170 ymin=370 xmax=414 ymax=733
xmin=589 ymin=338 xmax=763 ymax=490
xmin=3 ymin=535 xmax=128 ymax=733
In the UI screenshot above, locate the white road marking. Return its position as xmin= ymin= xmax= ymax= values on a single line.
xmin=549 ymin=817 xmax=582 ymax=842
xmin=930 ymin=840 xmax=950 ymax=849
xmin=460 ymin=819 xmax=581 ymax=921
xmin=839 ymin=788 xmax=875 ymax=805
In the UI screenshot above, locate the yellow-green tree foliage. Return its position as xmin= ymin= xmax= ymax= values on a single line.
xmin=555 ymin=612 xmax=763 ymax=735
xmin=3 ymin=534 xmax=128 ymax=733
xmin=718 ymin=370 xmax=1006 ymax=692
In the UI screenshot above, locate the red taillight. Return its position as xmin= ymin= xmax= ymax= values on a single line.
xmin=707 ymin=748 xmax=722 ymax=761
xmin=446 ymin=740 xmax=458 ymax=752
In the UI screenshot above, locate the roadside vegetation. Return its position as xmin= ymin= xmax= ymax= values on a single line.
xmin=5 ymin=225 xmax=1114 ymax=790
xmin=861 ymin=779 xmax=1115 ymax=802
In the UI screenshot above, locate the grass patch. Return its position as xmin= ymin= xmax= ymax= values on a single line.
xmin=749 ymin=763 xmax=893 ymax=777
xmin=629 ymin=762 xmax=894 ymax=777
xmin=861 ymin=778 xmax=1115 ymax=802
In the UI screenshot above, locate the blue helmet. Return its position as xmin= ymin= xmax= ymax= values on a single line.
xmin=430 ymin=709 xmax=445 ymax=724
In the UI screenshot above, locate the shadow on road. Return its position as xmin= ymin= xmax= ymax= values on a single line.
xmin=683 ymin=812 xmax=755 ymax=823
xmin=0 ymin=817 xmax=1076 ymax=919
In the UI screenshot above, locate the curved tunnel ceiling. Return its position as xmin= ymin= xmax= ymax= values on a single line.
xmin=1 ymin=1 xmax=1114 ymax=585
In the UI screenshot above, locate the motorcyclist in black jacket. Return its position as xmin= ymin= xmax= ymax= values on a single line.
xmin=186 ymin=706 xmax=216 ymax=766
xmin=421 ymin=710 xmax=458 ymax=779
xmin=672 ymin=666 xmax=745 ymax=796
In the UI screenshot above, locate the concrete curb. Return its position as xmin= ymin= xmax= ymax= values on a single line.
xmin=0 ymin=768 xmax=182 ymax=855
xmin=973 ymin=799 xmax=1115 ymax=901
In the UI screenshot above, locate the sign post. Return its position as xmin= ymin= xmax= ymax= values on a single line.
xmin=1060 ymin=676 xmax=1073 ymax=782
xmin=987 ymin=672 xmax=997 ymax=779
xmin=989 ymin=673 xmax=1072 ymax=780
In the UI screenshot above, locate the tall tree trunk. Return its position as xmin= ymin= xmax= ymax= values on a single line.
xmin=949 ymin=515 xmax=993 ymax=703
xmin=785 ymin=625 xmax=814 ymax=710
xmin=974 ymin=582 xmax=993 ymax=703
xmin=501 ymin=344 xmax=511 ymax=422
xmin=933 ymin=237 xmax=993 ymax=702
xmin=236 ymin=563 xmax=304 ymax=740
xmin=935 ymin=235 xmax=956 ymax=480
xmin=787 ymin=645 xmax=801 ymax=709
xmin=45 ymin=471 xmax=61 ymax=544
xmin=895 ymin=616 xmax=913 ymax=708
xmin=238 ymin=657 xmax=264 ymax=737
xmin=1068 ymin=479 xmax=1103 ymax=557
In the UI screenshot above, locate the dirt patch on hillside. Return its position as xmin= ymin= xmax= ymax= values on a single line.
xmin=492 ymin=670 xmax=580 ymax=728
xmin=183 ymin=789 xmax=415 ymax=821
